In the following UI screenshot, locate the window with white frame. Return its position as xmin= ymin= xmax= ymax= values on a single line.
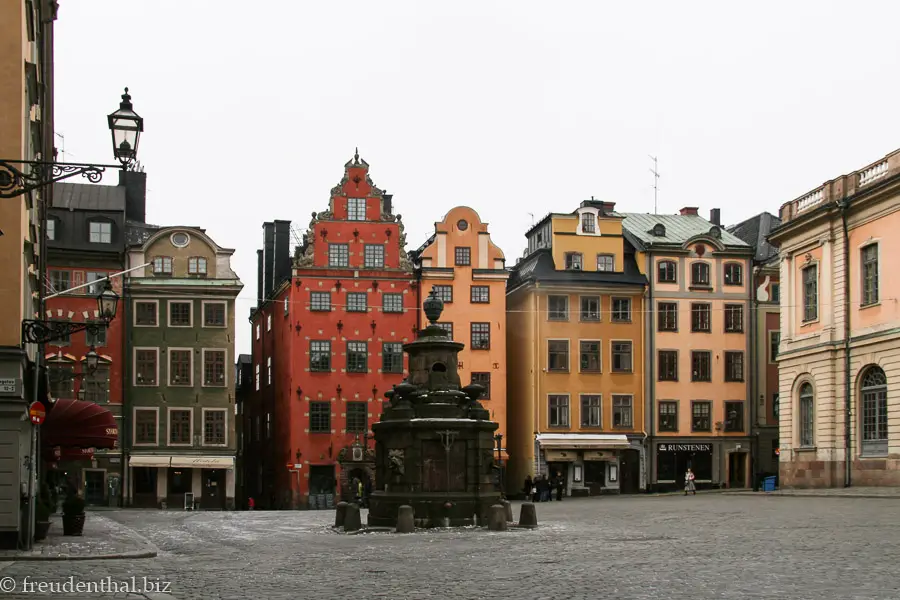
xmin=364 ymin=244 xmax=384 ymax=268
xmin=169 ymin=301 xmax=192 ymax=327
xmin=580 ymin=394 xmax=601 ymax=427
xmin=134 ymin=409 xmax=158 ymax=444
xmin=266 ymin=357 xmax=272 ymax=385
xmin=347 ymin=198 xmax=366 ymax=221
xmin=169 ymin=409 xmax=192 ymax=445
xmin=203 ymin=302 xmax=226 ymax=327
xmin=255 ymin=363 xmax=260 ymax=391
xmin=188 ymin=257 xmax=208 ymax=275
xmin=135 ymin=349 xmax=158 ymax=386
xmin=799 ymin=383 xmax=814 ymax=447
xmin=203 ymin=350 xmax=226 ymax=386
xmin=861 ymin=244 xmax=879 ymax=306
xmin=612 ymin=395 xmax=632 ymax=428
xmin=267 ymin=314 xmax=272 ymax=331
xmin=152 ymin=256 xmax=173 ymax=275
xmin=169 ymin=350 xmax=192 ymax=386
xmin=204 ymin=410 xmax=226 ymax=445
xmin=861 ymin=367 xmax=888 ymax=455
xmin=89 ymin=220 xmax=112 ymax=243
xmin=596 ymin=254 xmax=614 ymax=272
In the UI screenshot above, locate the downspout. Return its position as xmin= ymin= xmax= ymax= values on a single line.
xmin=748 ymin=262 xmax=757 ymax=490
xmin=121 ymin=252 xmax=131 ymax=505
xmin=838 ymin=199 xmax=852 ymax=488
xmin=533 ymin=289 xmax=541 ymax=476
xmin=644 ymin=252 xmax=653 ymax=492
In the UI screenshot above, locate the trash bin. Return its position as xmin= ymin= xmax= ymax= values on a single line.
xmin=762 ymin=476 xmax=776 ymax=492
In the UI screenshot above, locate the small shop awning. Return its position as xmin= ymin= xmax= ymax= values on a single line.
xmin=129 ymin=455 xmax=171 ymax=467
xmin=169 ymin=456 xmax=234 ymax=469
xmin=537 ymin=433 xmax=632 ymax=450
xmin=42 ymin=398 xmax=118 ymax=449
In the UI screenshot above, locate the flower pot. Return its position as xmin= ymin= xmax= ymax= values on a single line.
xmin=62 ymin=513 xmax=85 ymax=536
xmin=34 ymin=520 xmax=51 ymax=541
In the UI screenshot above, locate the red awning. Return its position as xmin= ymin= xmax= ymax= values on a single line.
xmin=41 ymin=446 xmax=95 ymax=462
xmin=41 ymin=398 xmax=118 ymax=449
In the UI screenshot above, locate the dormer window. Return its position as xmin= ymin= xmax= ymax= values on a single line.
xmin=565 ymin=252 xmax=583 ymax=270
xmin=348 ymin=198 xmax=366 ymax=221
xmin=46 ymin=218 xmax=56 ymax=241
xmin=153 ymin=256 xmax=173 ymax=276
xmin=651 ymin=224 xmax=666 ymax=237
xmin=89 ymin=220 xmax=112 ymax=244
xmin=189 ymin=257 xmax=208 ymax=276
xmin=581 ymin=213 xmax=596 ymax=233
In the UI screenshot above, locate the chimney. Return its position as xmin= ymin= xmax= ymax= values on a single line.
xmin=256 ymin=249 xmax=264 ymax=309
xmin=679 ymin=206 xmax=699 ymax=216
xmin=273 ymin=220 xmax=292 ymax=290
xmin=262 ymin=222 xmax=275 ymax=300
xmin=383 ymin=192 xmax=393 ymax=215
xmin=710 ymin=208 xmax=721 ymax=226
xmin=119 ymin=170 xmax=147 ymax=223
xmin=601 ymin=201 xmax=617 ymax=215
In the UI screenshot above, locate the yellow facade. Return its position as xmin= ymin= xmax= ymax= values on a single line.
xmin=414 ymin=206 xmax=509 ymax=458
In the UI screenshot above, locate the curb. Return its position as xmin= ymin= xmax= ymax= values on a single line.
xmin=722 ymin=491 xmax=900 ymax=499
xmin=4 ymin=549 xmax=157 ymax=562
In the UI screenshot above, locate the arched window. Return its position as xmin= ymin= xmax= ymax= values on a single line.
xmin=657 ymin=260 xmax=677 ymax=283
xmin=724 ymin=262 xmax=743 ymax=286
xmin=861 ymin=367 xmax=888 ymax=455
xmin=799 ymin=382 xmax=814 ymax=447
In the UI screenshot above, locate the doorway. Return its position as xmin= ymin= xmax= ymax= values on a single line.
xmin=308 ymin=465 xmax=336 ymax=509
xmin=131 ymin=467 xmax=157 ymax=508
xmin=167 ymin=468 xmax=193 ymax=508
xmin=201 ymin=469 xmax=227 ymax=509
xmin=84 ymin=470 xmax=105 ymax=505
xmin=619 ymin=450 xmax=641 ymax=494
xmin=728 ymin=452 xmax=748 ymax=488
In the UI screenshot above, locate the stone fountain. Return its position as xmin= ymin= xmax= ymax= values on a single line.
xmin=367 ymin=290 xmax=500 ymax=528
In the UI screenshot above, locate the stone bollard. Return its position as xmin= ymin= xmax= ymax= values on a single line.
xmin=487 ymin=504 xmax=507 ymax=531
xmin=396 ymin=505 xmax=415 ymax=533
xmin=501 ymin=499 xmax=513 ymax=522
xmin=334 ymin=502 xmax=348 ymax=528
xmin=518 ymin=502 xmax=538 ymax=528
xmin=343 ymin=503 xmax=362 ymax=532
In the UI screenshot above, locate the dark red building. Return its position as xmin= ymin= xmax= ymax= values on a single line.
xmin=248 ymin=152 xmax=416 ymax=509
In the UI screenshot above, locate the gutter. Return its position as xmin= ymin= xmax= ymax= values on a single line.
xmin=838 ymin=199 xmax=852 ymax=488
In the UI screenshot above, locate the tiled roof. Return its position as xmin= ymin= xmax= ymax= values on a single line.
xmin=620 ymin=213 xmax=751 ymax=249
xmin=726 ymin=212 xmax=782 ymax=263
xmin=507 ymin=249 xmax=647 ymax=292
xmin=53 ymin=182 xmax=125 ymax=211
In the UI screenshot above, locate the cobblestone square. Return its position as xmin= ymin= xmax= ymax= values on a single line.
xmin=1 ymin=495 xmax=899 ymax=599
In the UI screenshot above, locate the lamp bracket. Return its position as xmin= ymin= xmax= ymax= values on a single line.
xmin=21 ymin=320 xmax=107 ymax=345
xmin=0 ymin=159 xmax=123 ymax=199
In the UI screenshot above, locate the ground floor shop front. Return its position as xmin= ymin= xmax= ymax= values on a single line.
xmin=534 ymin=433 xmax=646 ymax=496
xmin=127 ymin=455 xmax=235 ymax=510
xmin=651 ymin=438 xmax=753 ymax=491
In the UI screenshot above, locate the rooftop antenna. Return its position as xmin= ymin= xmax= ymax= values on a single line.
xmin=528 ymin=212 xmax=535 ymax=226
xmin=649 ymin=155 xmax=660 ymax=214
xmin=55 ymin=132 xmax=74 ymax=162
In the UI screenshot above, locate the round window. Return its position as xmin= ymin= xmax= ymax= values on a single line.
xmin=457 ymin=220 xmax=469 ymax=231
xmin=171 ymin=232 xmax=190 ymax=248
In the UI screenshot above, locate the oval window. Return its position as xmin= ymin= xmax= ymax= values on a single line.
xmin=171 ymin=232 xmax=190 ymax=248
xmin=457 ymin=220 xmax=468 ymax=231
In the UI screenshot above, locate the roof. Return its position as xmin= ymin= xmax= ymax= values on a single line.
xmin=620 ymin=213 xmax=751 ymax=250
xmin=125 ymin=221 xmax=160 ymax=246
xmin=726 ymin=212 xmax=782 ymax=263
xmin=237 ymin=354 xmax=252 ymax=365
xmin=507 ymin=248 xmax=647 ymax=292
xmin=53 ymin=183 xmax=125 ymax=211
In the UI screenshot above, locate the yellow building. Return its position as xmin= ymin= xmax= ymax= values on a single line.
xmin=411 ymin=207 xmax=509 ymax=469
xmin=506 ymin=200 xmax=647 ymax=496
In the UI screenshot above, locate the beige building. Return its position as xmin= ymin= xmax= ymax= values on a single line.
xmin=770 ymin=148 xmax=900 ymax=487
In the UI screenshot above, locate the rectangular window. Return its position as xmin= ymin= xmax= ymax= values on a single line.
xmin=470 ymin=286 xmax=490 ymax=303
xmin=432 ymin=285 xmax=453 ymax=303
xmin=613 ymin=395 xmax=633 ymax=428
xmin=435 ymin=322 xmax=453 ymax=337
xmin=803 ymin=265 xmax=818 ymax=321
xmin=770 ymin=283 xmax=780 ymax=304
xmin=691 ymin=262 xmax=710 ymax=286
xmin=471 ymin=322 xmax=491 ymax=350
xmin=580 ymin=296 xmax=600 ymax=321
xmin=773 ymin=393 xmax=780 ymax=420
xmin=611 ymin=297 xmax=631 ymax=322
xmin=581 ymin=213 xmax=596 ymax=233
xmin=48 ymin=364 xmax=74 ymax=398
xmin=267 ymin=356 xmax=272 ymax=385
xmin=86 ymin=324 xmax=107 ymax=348
xmin=364 ymin=244 xmax=384 ymax=268
xmin=347 ymin=292 xmax=368 ymax=312
xmin=134 ymin=409 xmax=158 ymax=444
xmin=310 ymin=340 xmax=331 ymax=372
xmin=329 ymin=243 xmax=349 ymax=267
xmin=658 ymin=350 xmax=678 ymax=381
xmin=691 ymin=303 xmax=711 ymax=332
xmin=769 ymin=331 xmax=780 ymax=363
xmin=611 ymin=341 xmax=632 ymax=373
xmin=548 ymin=295 xmax=569 ymax=321
xmin=83 ymin=366 xmax=109 ymax=403
xmin=471 ymin=372 xmax=491 ymax=399
xmin=135 ymin=301 xmax=158 ymax=326
xmin=169 ymin=409 xmax=192 ymax=444
xmin=862 ymin=244 xmax=879 ymax=306
xmin=658 ymin=401 xmax=678 ymax=432
xmin=203 ymin=302 xmax=226 ymax=327
xmin=565 ymin=252 xmax=583 ymax=270
xmin=204 ymin=410 xmax=226 ymax=445
xmin=267 ymin=314 xmax=272 ymax=331
xmin=203 ymin=350 xmax=226 ymax=386
xmin=725 ymin=351 xmax=744 ymax=382
xmin=188 ymin=257 xmax=208 ymax=275
xmin=691 ymin=351 xmax=711 ymax=382
xmin=579 ymin=341 xmax=601 ymax=373
xmin=255 ymin=364 xmax=259 ymax=391
xmin=46 ymin=219 xmax=55 ymax=241
xmin=169 ymin=301 xmax=192 ymax=327
xmin=346 ymin=402 xmax=367 ymax=433
xmin=724 ymin=304 xmax=743 ymax=333
xmin=658 ymin=302 xmax=678 ymax=331
xmin=347 ymin=342 xmax=368 ymax=373
xmin=596 ymin=254 xmax=614 ymax=272
xmin=691 ymin=401 xmax=711 ymax=432
xmin=580 ymin=394 xmax=601 ymax=427
xmin=724 ymin=401 xmax=744 ymax=433
xmin=310 ymin=402 xmax=331 ymax=433
xmin=85 ymin=272 xmax=105 ymax=295
xmin=382 ymin=342 xmax=403 ymax=373
xmin=152 ymin=257 xmax=172 ymax=275
xmin=169 ymin=350 xmax=192 ymax=386
xmin=382 ymin=293 xmax=403 ymax=313
xmin=135 ymin=349 xmax=158 ymax=386
xmin=657 ymin=261 xmax=677 ymax=283
xmin=89 ymin=221 xmax=112 ymax=243
xmin=50 ymin=270 xmax=70 ymax=292
xmin=347 ymin=198 xmax=366 ymax=221
xmin=724 ymin=263 xmax=743 ymax=286
xmin=310 ymin=292 xmax=331 ymax=312
xmin=548 ymin=395 xmax=570 ymax=427
xmin=548 ymin=340 xmax=569 ymax=372
xmin=455 ymin=247 xmax=471 ymax=266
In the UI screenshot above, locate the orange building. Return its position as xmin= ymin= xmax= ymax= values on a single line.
xmin=409 ymin=207 xmax=509 ymax=472
xmin=506 ymin=200 xmax=647 ymax=496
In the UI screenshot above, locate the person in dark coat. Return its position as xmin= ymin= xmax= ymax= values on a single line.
xmin=523 ymin=475 xmax=533 ymax=499
xmin=555 ymin=472 xmax=565 ymax=501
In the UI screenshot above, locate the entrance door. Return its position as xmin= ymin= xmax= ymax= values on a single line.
xmin=84 ymin=470 xmax=105 ymax=505
xmin=308 ymin=465 xmax=335 ymax=509
xmin=131 ymin=467 xmax=157 ymax=508
xmin=619 ymin=450 xmax=640 ymax=494
xmin=728 ymin=452 xmax=748 ymax=488
xmin=201 ymin=469 xmax=226 ymax=509
xmin=167 ymin=468 xmax=193 ymax=508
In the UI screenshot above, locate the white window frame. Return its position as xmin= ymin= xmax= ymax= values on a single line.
xmin=133 ymin=299 xmax=159 ymax=327
xmin=547 ymin=337 xmax=570 ymax=373
xmin=168 ymin=300 xmax=194 ymax=328
xmin=347 ymin=197 xmax=366 ymax=221
xmin=133 ymin=347 xmax=160 ymax=387
xmin=201 ymin=407 xmax=228 ymax=447
xmin=188 ymin=256 xmax=208 ymax=275
xmin=201 ymin=300 xmax=227 ymax=328
xmin=859 ymin=240 xmax=881 ymax=308
xmin=267 ymin=314 xmax=272 ymax=331
xmin=610 ymin=339 xmax=634 ymax=373
xmin=167 ymin=407 xmax=194 ymax=447
xmin=89 ymin=220 xmax=112 ymax=244
xmin=132 ymin=407 xmax=159 ymax=447
xmin=579 ymin=393 xmax=603 ymax=428
xmin=577 ymin=338 xmax=602 ymax=374
xmin=201 ymin=348 xmax=228 ymax=388
xmin=168 ymin=347 xmax=194 ymax=387
xmin=547 ymin=393 xmax=571 ymax=428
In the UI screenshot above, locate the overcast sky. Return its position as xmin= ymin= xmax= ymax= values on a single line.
xmin=54 ymin=0 xmax=900 ymax=355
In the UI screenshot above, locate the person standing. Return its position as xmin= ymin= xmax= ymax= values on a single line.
xmin=684 ymin=468 xmax=697 ymax=496
xmin=555 ymin=472 xmax=565 ymax=501
xmin=523 ymin=475 xmax=533 ymax=499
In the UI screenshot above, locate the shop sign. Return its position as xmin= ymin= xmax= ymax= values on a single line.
xmin=657 ymin=443 xmax=712 ymax=453
xmin=583 ymin=450 xmax=613 ymax=461
xmin=544 ymin=450 xmax=577 ymax=462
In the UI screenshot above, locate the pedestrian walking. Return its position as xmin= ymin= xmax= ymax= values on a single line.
xmin=684 ymin=468 xmax=697 ymax=496
xmin=523 ymin=475 xmax=533 ymax=499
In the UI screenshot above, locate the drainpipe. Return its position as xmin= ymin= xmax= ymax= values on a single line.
xmin=748 ymin=263 xmax=757 ymax=490
xmin=121 ymin=253 xmax=131 ymax=506
xmin=644 ymin=252 xmax=654 ymax=493
xmin=838 ymin=199 xmax=852 ymax=488
xmin=533 ymin=290 xmax=541 ymax=476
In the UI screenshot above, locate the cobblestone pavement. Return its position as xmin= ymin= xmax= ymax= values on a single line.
xmin=1 ymin=495 xmax=899 ymax=599
xmin=726 ymin=486 xmax=900 ymax=498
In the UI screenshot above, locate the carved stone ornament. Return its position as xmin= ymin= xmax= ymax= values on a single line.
xmin=337 ymin=447 xmax=349 ymax=462
xmin=295 ymin=242 xmax=314 ymax=267
xmin=388 ymin=449 xmax=405 ymax=475
xmin=804 ymin=252 xmax=812 ymax=263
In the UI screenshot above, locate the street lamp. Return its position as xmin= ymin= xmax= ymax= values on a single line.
xmin=22 ymin=280 xmax=120 ymax=344
xmin=107 ymin=87 xmax=143 ymax=166
xmin=85 ymin=346 xmax=100 ymax=373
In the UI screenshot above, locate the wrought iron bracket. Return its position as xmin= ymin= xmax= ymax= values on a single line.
xmin=0 ymin=159 xmax=123 ymax=199
xmin=22 ymin=320 xmax=107 ymax=345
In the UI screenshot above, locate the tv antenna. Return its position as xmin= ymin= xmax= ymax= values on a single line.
xmin=649 ymin=155 xmax=660 ymax=214
xmin=528 ymin=212 xmax=535 ymax=226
